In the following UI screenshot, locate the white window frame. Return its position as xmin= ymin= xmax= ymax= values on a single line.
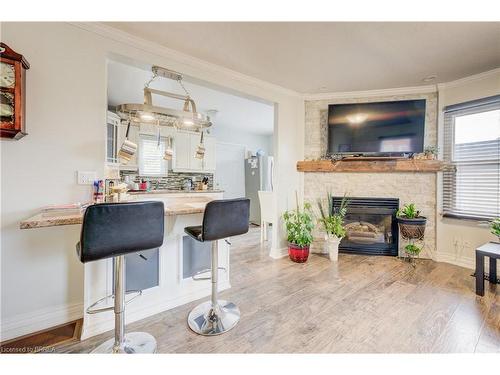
xmin=442 ymin=95 xmax=500 ymax=221
xmin=138 ymin=134 xmax=168 ymax=177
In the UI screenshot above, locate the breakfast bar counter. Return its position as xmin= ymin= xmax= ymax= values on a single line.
xmin=19 ymin=191 xmax=230 ymax=340
xmin=20 ymin=197 xmax=213 ymax=229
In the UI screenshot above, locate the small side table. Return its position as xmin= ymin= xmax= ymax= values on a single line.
xmin=475 ymin=242 xmax=500 ymax=296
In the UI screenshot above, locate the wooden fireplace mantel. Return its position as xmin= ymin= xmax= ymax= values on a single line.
xmin=296 ymin=158 xmax=447 ymax=173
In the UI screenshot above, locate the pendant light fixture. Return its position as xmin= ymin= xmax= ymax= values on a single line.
xmin=116 ymin=66 xmax=212 ymax=131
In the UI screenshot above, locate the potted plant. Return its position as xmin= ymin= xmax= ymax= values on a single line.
xmin=317 ymin=193 xmax=349 ymax=261
xmin=491 ymin=218 xmax=500 ymax=242
xmin=423 ymin=145 xmax=438 ymax=160
xmin=396 ymin=203 xmax=427 ymax=262
xmin=396 ymin=203 xmax=427 ymax=227
xmin=283 ymin=196 xmax=314 ymax=263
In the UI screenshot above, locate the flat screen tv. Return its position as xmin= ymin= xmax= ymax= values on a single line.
xmin=327 ymin=99 xmax=426 ymax=156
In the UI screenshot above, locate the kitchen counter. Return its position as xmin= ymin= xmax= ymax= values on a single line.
xmin=20 ymin=197 xmax=213 ymax=229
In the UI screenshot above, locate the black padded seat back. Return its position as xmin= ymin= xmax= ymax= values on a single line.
xmin=79 ymin=201 xmax=165 ymax=263
xmin=201 ymin=198 xmax=250 ymax=241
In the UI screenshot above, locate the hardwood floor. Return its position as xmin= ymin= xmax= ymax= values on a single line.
xmin=57 ymin=227 xmax=499 ymax=353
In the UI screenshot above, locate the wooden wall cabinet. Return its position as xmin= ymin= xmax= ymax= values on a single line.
xmin=0 ymin=43 xmax=30 ymax=140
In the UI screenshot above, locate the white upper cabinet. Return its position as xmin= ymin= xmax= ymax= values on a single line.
xmin=172 ymin=131 xmax=216 ymax=173
xmin=202 ymin=135 xmax=216 ymax=172
xmin=106 ymin=116 xmax=216 ymax=173
xmin=173 ymin=131 xmax=191 ymax=171
xmin=106 ymin=111 xmax=120 ymax=165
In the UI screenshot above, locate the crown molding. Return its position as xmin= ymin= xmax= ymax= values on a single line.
xmin=67 ymin=23 xmax=499 ymax=103
xmin=302 ymin=84 xmax=437 ymax=101
xmin=437 ymin=67 xmax=500 ymax=90
xmin=68 ymin=22 xmax=301 ymax=99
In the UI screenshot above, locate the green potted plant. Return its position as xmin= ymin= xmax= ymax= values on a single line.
xmin=283 ymin=195 xmax=314 ymax=263
xmin=397 ymin=203 xmax=427 ymax=262
xmin=423 ymin=145 xmax=439 ymax=160
xmin=396 ymin=203 xmax=427 ymax=227
xmin=491 ymin=218 xmax=500 ymax=242
xmin=317 ymin=193 xmax=349 ymax=261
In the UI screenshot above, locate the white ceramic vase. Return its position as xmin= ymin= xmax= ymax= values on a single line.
xmin=325 ymin=234 xmax=342 ymax=262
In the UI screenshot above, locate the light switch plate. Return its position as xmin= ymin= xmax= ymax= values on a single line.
xmin=77 ymin=171 xmax=97 ymax=185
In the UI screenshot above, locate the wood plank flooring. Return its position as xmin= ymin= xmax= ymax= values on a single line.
xmin=57 ymin=227 xmax=499 ymax=353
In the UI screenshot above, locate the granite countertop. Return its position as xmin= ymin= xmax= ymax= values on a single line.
xmin=128 ymin=189 xmax=224 ymax=195
xmin=20 ymin=197 xmax=213 ymax=229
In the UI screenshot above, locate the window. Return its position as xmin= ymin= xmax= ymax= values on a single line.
xmin=138 ymin=134 xmax=167 ymax=176
xmin=443 ymin=95 xmax=500 ymax=220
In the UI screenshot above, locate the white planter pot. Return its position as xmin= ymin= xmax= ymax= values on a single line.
xmin=325 ymin=235 xmax=342 ymax=262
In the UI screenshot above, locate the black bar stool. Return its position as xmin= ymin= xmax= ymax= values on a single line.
xmin=76 ymin=201 xmax=164 ymax=353
xmin=184 ymin=198 xmax=250 ymax=336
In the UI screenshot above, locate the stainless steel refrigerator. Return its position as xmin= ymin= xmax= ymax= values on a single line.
xmin=245 ymin=155 xmax=274 ymax=224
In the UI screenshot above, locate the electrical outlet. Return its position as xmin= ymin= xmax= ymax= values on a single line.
xmin=77 ymin=171 xmax=97 ymax=185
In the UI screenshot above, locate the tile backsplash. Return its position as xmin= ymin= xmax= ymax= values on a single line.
xmin=120 ymin=170 xmax=214 ymax=190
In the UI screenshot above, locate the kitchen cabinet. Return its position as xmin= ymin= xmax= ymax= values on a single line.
xmin=173 ymin=131 xmax=216 ymax=173
xmin=189 ymin=132 xmax=204 ymax=171
xmin=106 ymin=116 xmax=215 ymax=173
xmin=173 ymin=131 xmax=191 ymax=170
xmin=106 ymin=111 xmax=120 ymax=164
xmin=203 ymin=136 xmax=216 ymax=171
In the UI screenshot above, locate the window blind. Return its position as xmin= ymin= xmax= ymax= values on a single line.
xmin=138 ymin=134 xmax=167 ymax=176
xmin=442 ymin=95 xmax=500 ymax=220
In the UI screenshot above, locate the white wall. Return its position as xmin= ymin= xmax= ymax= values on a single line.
xmin=435 ymin=68 xmax=500 ymax=269
xmin=0 ymin=22 xmax=302 ymax=340
xmin=211 ymin=125 xmax=273 ymax=198
xmin=211 ymin=125 xmax=273 ymax=156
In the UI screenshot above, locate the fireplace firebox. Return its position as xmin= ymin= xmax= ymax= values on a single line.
xmin=332 ymin=197 xmax=399 ymax=256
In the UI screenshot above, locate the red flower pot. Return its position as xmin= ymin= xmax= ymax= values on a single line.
xmin=288 ymin=243 xmax=310 ymax=263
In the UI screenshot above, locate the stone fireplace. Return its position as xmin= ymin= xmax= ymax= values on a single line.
xmin=303 ymin=91 xmax=438 ymax=258
xmin=333 ymin=197 xmax=399 ymax=256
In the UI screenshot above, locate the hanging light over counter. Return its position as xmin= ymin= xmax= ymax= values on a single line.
xmin=116 ymin=66 xmax=212 ymax=131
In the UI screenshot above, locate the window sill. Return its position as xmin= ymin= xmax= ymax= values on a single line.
xmin=441 ymin=213 xmax=492 ymax=227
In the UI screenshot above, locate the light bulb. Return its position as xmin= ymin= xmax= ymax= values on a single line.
xmin=139 ymin=112 xmax=155 ymax=121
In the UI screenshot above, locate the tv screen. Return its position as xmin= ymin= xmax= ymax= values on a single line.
xmin=327 ymin=99 xmax=426 ymax=156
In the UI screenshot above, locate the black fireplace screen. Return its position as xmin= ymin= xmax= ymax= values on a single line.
xmin=332 ymin=197 xmax=399 ymax=256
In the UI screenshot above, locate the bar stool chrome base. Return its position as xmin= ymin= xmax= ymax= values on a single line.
xmin=91 ymin=332 xmax=157 ymax=354
xmin=187 ymin=300 xmax=240 ymax=336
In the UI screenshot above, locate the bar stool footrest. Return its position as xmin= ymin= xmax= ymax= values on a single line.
xmin=86 ymin=290 xmax=142 ymax=314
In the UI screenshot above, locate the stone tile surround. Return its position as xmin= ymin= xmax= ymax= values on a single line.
xmin=304 ymin=92 xmax=438 ymax=258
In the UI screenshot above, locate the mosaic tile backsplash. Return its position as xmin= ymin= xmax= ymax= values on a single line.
xmin=120 ymin=170 xmax=214 ymax=190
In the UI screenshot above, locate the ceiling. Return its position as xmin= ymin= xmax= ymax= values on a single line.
xmin=105 ymin=22 xmax=500 ymax=93
xmin=107 ymin=60 xmax=275 ymax=135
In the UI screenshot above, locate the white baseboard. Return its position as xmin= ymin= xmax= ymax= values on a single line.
xmin=435 ymin=252 xmax=474 ymax=270
xmin=0 ymin=302 xmax=83 ymax=342
xmin=269 ymin=247 xmax=288 ymax=259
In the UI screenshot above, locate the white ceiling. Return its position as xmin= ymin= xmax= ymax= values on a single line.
xmin=107 ymin=60 xmax=274 ymax=135
xmin=105 ymin=22 xmax=500 ymax=93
